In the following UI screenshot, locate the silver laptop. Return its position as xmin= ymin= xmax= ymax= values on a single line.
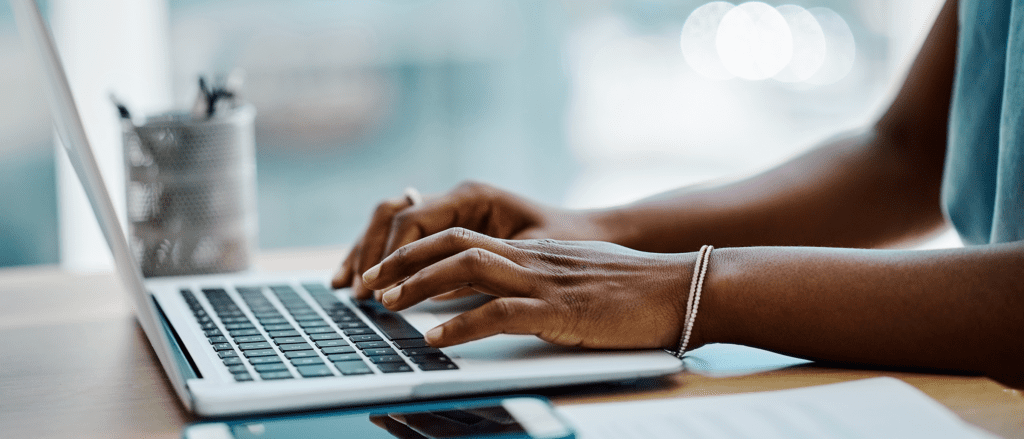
xmin=12 ymin=0 xmax=682 ymax=417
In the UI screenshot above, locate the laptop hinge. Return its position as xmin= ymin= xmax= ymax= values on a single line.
xmin=151 ymin=295 xmax=202 ymax=380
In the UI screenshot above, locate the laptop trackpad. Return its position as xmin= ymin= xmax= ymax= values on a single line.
xmin=402 ymin=312 xmax=587 ymax=362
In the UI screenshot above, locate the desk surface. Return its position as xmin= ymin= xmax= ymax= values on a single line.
xmin=2 ymin=247 xmax=1022 ymax=439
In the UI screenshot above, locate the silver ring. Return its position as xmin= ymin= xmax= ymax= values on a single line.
xmin=403 ymin=187 xmax=423 ymax=207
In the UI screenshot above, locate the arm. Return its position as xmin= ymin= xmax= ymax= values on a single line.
xmin=590 ymin=0 xmax=959 ymax=252
xmin=699 ymin=242 xmax=1024 ymax=388
xmin=359 ymin=0 xmax=1024 ymax=387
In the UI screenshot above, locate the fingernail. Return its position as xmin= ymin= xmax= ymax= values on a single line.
xmin=362 ymin=263 xmax=381 ymax=285
xmin=381 ymin=285 xmax=401 ymax=306
xmin=425 ymin=326 xmax=443 ymax=344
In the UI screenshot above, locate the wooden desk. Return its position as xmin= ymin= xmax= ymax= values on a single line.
xmin=2 ymin=247 xmax=1022 ymax=438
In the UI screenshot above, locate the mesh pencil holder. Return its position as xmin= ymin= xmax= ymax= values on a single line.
xmin=124 ymin=105 xmax=257 ymax=277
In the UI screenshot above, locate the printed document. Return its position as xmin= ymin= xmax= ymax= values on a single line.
xmin=556 ymin=377 xmax=998 ymax=439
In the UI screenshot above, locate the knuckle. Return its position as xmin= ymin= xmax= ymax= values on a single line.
xmin=445 ymin=227 xmax=476 ymax=247
xmin=390 ymin=243 xmax=412 ymax=266
xmin=489 ymin=299 xmax=517 ymax=321
xmin=455 ymin=180 xmax=496 ymax=201
xmin=459 ymin=248 xmax=492 ymax=274
xmin=455 ymin=180 xmax=487 ymax=193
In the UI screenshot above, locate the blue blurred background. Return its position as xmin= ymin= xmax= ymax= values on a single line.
xmin=0 ymin=0 xmax=944 ymax=268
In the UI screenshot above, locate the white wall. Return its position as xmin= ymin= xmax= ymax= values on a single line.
xmin=52 ymin=0 xmax=172 ymax=271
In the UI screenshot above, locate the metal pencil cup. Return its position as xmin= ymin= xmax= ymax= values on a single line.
xmin=124 ymin=105 xmax=257 ymax=277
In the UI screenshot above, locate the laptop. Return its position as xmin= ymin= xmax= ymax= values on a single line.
xmin=12 ymin=0 xmax=683 ymax=417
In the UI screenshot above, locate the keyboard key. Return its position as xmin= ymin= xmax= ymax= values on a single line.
xmin=393 ymin=338 xmax=430 ymax=349
xmin=200 ymin=322 xmax=218 ymax=330
xmin=349 ymin=334 xmax=383 ymax=343
xmin=248 ymin=356 xmax=283 ymax=365
xmin=208 ymin=336 xmax=229 ymax=344
xmin=258 ymin=317 xmax=289 ymax=325
xmin=355 ymin=341 xmax=390 ymax=350
xmin=204 ymin=329 xmax=223 ymax=338
xmin=332 ymin=315 xmax=362 ymax=323
xmin=243 ymin=349 xmax=279 ymax=358
xmin=292 ymin=314 xmax=324 ymax=322
xmin=260 ymin=371 xmax=293 ymax=380
xmin=320 ymin=346 xmax=357 ymax=355
xmin=376 ymin=363 xmax=414 ymax=374
xmin=302 ymin=283 xmax=331 ymax=293
xmin=335 ymin=322 xmax=369 ymax=330
xmin=268 ymin=330 xmax=301 ymax=338
xmin=223 ymin=357 xmax=244 ymax=366
xmin=297 ymin=365 xmax=334 ymax=378
xmin=223 ymin=322 xmax=255 ymax=330
xmin=285 ymin=350 xmax=319 ymax=359
xmin=254 ymin=363 xmax=289 ymax=373
xmin=298 ymin=320 xmax=329 ymax=328
xmin=263 ymin=323 xmax=294 ymax=331
xmin=401 ymin=347 xmax=443 ymax=356
xmin=227 ymin=365 xmax=248 ymax=374
xmin=356 ymin=301 xmax=423 ymax=340
xmin=272 ymin=336 xmax=307 ymax=345
xmin=333 ymin=360 xmax=373 ymax=376
xmin=408 ymin=354 xmax=454 ymax=364
xmin=233 ymin=373 xmax=253 ymax=382
xmin=342 ymin=327 xmax=375 ymax=336
xmin=218 ymin=350 xmax=239 ymax=358
xmin=417 ymin=361 xmax=459 ymax=371
xmin=238 ymin=342 xmax=273 ymax=351
xmin=326 ymin=353 xmax=362 ymax=362
xmin=362 ymin=348 xmax=397 ymax=356
xmin=304 ymin=327 xmax=336 ymax=334
xmin=221 ymin=316 xmax=250 ymax=324
xmin=212 ymin=343 xmax=234 ymax=351
xmin=279 ymin=343 xmax=313 ymax=352
xmin=228 ymin=329 xmax=261 ymax=337
xmin=314 ymin=340 xmax=349 ymax=349
xmin=367 ymin=355 xmax=404 ymax=364
xmin=308 ymin=333 xmax=342 ymax=341
xmin=290 ymin=357 xmax=325 ymax=366
xmin=233 ymin=335 xmax=267 ymax=344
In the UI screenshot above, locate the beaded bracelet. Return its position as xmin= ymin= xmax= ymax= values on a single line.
xmin=671 ymin=245 xmax=714 ymax=359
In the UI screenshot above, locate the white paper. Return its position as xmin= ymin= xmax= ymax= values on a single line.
xmin=556 ymin=377 xmax=1000 ymax=439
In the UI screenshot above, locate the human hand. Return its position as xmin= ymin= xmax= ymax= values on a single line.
xmin=361 ymin=227 xmax=698 ymax=350
xmin=332 ymin=181 xmax=603 ymax=300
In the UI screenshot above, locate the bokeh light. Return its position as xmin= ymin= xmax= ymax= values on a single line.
xmin=716 ymin=2 xmax=792 ymax=80
xmin=773 ymin=5 xmax=825 ymax=83
xmin=806 ymin=7 xmax=856 ymax=85
xmin=681 ymin=2 xmax=854 ymax=85
xmin=680 ymin=2 xmax=736 ymax=81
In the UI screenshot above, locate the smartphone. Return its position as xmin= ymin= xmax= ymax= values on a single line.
xmin=183 ymin=397 xmax=575 ymax=439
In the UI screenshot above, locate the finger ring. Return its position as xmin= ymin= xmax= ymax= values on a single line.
xmin=403 ymin=187 xmax=423 ymax=206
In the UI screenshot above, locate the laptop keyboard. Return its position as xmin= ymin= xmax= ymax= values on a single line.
xmin=179 ymin=283 xmax=457 ymax=382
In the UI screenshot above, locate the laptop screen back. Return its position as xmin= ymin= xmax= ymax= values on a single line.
xmin=10 ymin=0 xmax=191 ymax=406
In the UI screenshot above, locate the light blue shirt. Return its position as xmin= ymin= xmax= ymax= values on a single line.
xmin=943 ymin=0 xmax=1024 ymax=244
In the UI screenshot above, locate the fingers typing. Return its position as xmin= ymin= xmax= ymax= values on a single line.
xmin=426 ymin=298 xmax=547 ymax=347
xmin=379 ymin=247 xmax=531 ymax=310
xmin=365 ymin=228 xmax=517 ymax=290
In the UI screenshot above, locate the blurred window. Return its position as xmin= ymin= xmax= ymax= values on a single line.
xmin=0 ymin=0 xmax=944 ymax=266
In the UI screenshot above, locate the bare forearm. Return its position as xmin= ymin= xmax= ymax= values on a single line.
xmin=588 ymin=0 xmax=957 ymax=254
xmin=697 ymin=243 xmax=1024 ymax=386
xmin=589 ymin=129 xmax=947 ymax=252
